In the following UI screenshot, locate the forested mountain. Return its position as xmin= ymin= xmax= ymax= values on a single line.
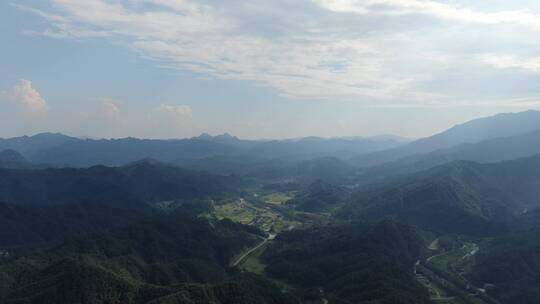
xmin=353 ymin=110 xmax=540 ymax=167
xmin=252 ymin=157 xmax=356 ymax=184
xmin=0 ymin=212 xmax=296 ymax=304
xmin=357 ymin=128 xmax=540 ymax=184
xmin=246 ymin=136 xmax=408 ymax=160
xmin=5 ymin=0 xmax=540 ymax=298
xmin=29 ymin=135 xmax=239 ymax=167
xmin=293 ymin=157 xmax=356 ymax=184
xmin=2 ymin=111 xmax=540 ymax=304
xmin=0 ymin=133 xmax=407 ymax=168
xmin=462 ymin=209 xmax=540 ymax=304
xmin=264 ymin=221 xmax=430 ymax=304
xmin=0 ymin=133 xmax=79 ymax=156
xmin=0 ymin=200 xmax=153 ymax=249
xmin=471 ymin=228 xmax=540 ymax=304
xmin=0 ymin=159 xmax=245 ymax=207
xmin=0 ymin=159 xmax=252 ymax=250
xmin=340 ymin=155 xmax=540 ymax=235
xmin=287 ymin=180 xmax=351 ymax=212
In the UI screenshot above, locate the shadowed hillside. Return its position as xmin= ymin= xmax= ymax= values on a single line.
xmin=340 ymin=155 xmax=540 ymax=235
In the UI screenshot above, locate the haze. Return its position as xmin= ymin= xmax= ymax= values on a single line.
xmin=4 ymin=2 xmax=540 ymax=303
xmin=3 ymin=0 xmax=540 ymax=139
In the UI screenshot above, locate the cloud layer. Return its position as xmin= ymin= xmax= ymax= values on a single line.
xmin=14 ymin=0 xmax=540 ymax=107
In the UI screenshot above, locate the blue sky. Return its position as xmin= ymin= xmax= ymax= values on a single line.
xmin=2 ymin=0 xmax=540 ymax=139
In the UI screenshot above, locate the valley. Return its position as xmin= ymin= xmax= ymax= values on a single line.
xmin=5 ymin=0 xmax=540 ymax=300
xmin=416 ymin=238 xmax=498 ymax=304
xmin=213 ymin=196 xmax=300 ymax=234
xmin=1 ymin=111 xmax=540 ymax=303
xmin=219 ymin=194 xmax=502 ymax=304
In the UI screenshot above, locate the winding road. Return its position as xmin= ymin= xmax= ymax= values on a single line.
xmin=231 ymin=233 xmax=276 ymax=267
xmin=418 ymin=241 xmax=495 ymax=304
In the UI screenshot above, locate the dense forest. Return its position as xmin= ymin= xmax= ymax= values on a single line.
xmin=264 ymin=221 xmax=430 ymax=304
xmin=1 ymin=111 xmax=540 ymax=303
xmin=0 ymin=212 xmax=296 ymax=303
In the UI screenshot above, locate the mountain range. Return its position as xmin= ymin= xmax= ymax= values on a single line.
xmin=0 ymin=132 xmax=408 ymax=169
xmin=0 ymin=159 xmax=246 ymax=208
xmin=1 ymin=110 xmax=540 ymax=304
xmin=353 ymin=110 xmax=540 ymax=167
xmin=340 ymin=154 xmax=540 ymax=235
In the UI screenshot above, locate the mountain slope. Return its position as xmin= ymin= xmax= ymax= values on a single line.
xmin=0 ymin=200 xmax=154 ymax=249
xmin=287 ymin=180 xmax=351 ymax=212
xmin=0 ymin=149 xmax=31 ymax=169
xmin=0 ymin=160 xmax=245 ymax=207
xmin=341 ymin=155 xmax=540 ymax=235
xmin=30 ymin=137 xmax=239 ymax=167
xmin=264 ymin=221 xmax=430 ymax=304
xmin=471 ymin=228 xmax=540 ymax=304
xmin=0 ymin=133 xmax=408 ymax=168
xmin=0 ymin=213 xmax=295 ymax=304
xmin=354 ymin=110 xmax=540 ymax=167
xmin=248 ymin=136 xmax=408 ymax=160
xmin=357 ymin=128 xmax=540 ymax=184
xmin=0 ymin=133 xmax=79 ymax=156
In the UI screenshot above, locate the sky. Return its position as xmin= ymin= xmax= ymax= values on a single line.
xmin=2 ymin=0 xmax=540 ymax=139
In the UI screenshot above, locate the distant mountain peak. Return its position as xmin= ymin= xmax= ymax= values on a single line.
xmin=354 ymin=109 xmax=540 ymax=167
xmin=197 ymin=133 xmax=213 ymax=140
xmin=194 ymin=132 xmax=239 ymax=141
xmin=30 ymin=132 xmax=74 ymax=139
xmin=215 ymin=133 xmax=236 ymax=139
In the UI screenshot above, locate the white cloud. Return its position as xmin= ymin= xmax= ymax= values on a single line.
xmin=68 ymin=100 xmax=195 ymax=139
xmin=15 ymin=0 xmax=425 ymax=101
xmin=0 ymin=80 xmax=49 ymax=136
xmin=76 ymin=98 xmax=126 ymax=138
xmin=98 ymin=99 xmax=122 ymax=122
xmin=9 ymin=79 xmax=48 ymax=112
xmin=481 ymin=54 xmax=540 ymax=72
xmin=315 ymin=0 xmax=540 ymax=29
xmin=15 ymin=0 xmax=540 ymax=106
xmin=155 ymin=104 xmax=193 ymax=120
xmin=138 ymin=104 xmax=194 ymax=138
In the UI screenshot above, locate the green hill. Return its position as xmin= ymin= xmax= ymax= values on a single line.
xmin=471 ymin=228 xmax=540 ymax=304
xmin=0 ymin=160 xmax=246 ymax=208
xmin=264 ymin=221 xmax=430 ymax=304
xmin=339 ymin=155 xmax=540 ymax=235
xmin=0 ymin=212 xmax=296 ymax=304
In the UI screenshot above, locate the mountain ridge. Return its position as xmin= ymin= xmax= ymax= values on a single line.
xmin=353 ymin=110 xmax=540 ymax=167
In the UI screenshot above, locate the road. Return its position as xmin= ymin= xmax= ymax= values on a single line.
xmin=427 ymin=251 xmax=446 ymax=263
xmin=428 ymin=238 xmax=440 ymax=250
xmin=419 ymin=242 xmax=499 ymax=304
xmin=462 ymin=243 xmax=479 ymax=260
xmin=231 ymin=233 xmax=276 ymax=267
